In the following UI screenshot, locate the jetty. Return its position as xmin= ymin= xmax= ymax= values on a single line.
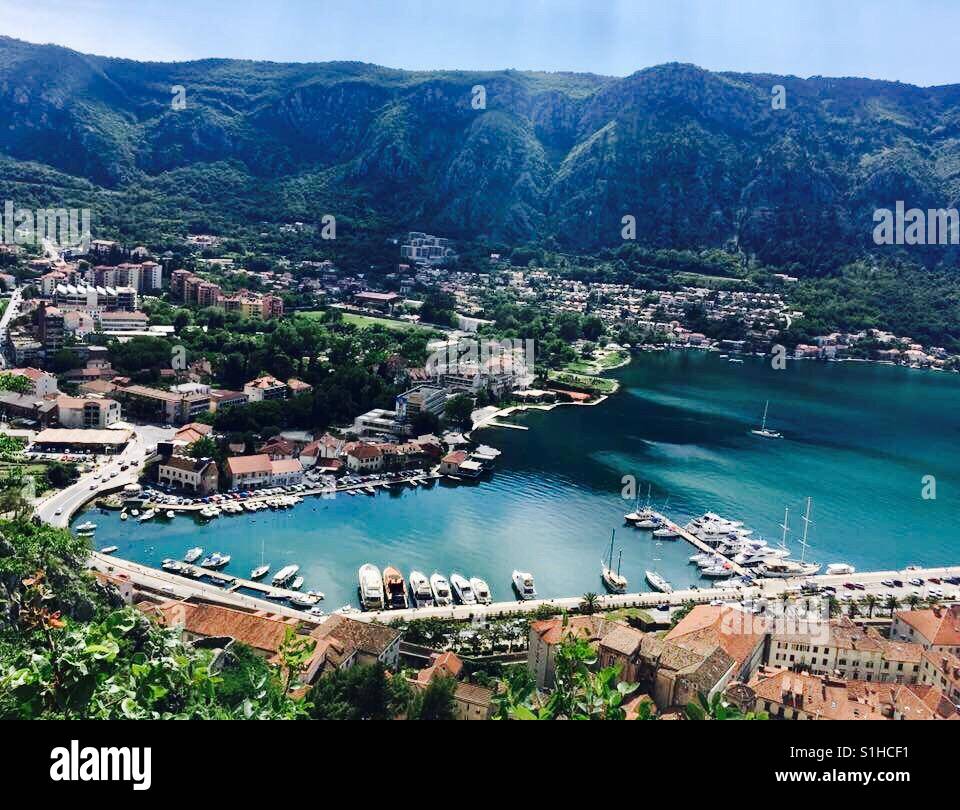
xmin=645 ymin=509 xmax=749 ymax=576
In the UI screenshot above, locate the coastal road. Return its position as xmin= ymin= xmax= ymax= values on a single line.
xmin=34 ymin=423 xmax=175 ymax=528
xmin=0 ymin=285 xmax=22 ymax=369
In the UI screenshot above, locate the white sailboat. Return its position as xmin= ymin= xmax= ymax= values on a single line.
xmin=645 ymin=570 xmax=673 ymax=593
xmin=625 ymin=483 xmax=657 ymax=527
xmin=601 ymin=529 xmax=628 ymax=593
xmin=250 ymin=535 xmax=270 ymax=580
xmin=751 ymin=400 xmax=782 ymax=439
xmin=760 ymin=500 xmax=821 ymax=578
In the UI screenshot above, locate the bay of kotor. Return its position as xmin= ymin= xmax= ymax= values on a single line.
xmin=81 ymin=352 xmax=960 ymax=608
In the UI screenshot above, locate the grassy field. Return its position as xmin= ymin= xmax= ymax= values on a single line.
xmin=298 ymin=310 xmax=428 ymax=332
xmin=547 ymin=370 xmax=619 ymax=394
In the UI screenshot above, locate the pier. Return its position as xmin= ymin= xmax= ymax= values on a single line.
xmin=646 ymin=509 xmax=749 ymax=576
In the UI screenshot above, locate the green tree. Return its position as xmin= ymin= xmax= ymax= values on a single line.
xmin=579 ymin=592 xmax=600 ymax=615
xmin=307 ymin=662 xmax=410 ymax=720
xmin=443 ymin=393 xmax=474 ymax=429
xmin=0 ymin=373 xmax=30 ymax=394
xmin=684 ymin=691 xmax=768 ymax=721
xmin=409 ymin=676 xmax=458 ymax=720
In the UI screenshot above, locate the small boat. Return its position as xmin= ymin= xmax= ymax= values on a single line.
xmin=100 ymin=545 xmax=119 ymax=555
xmin=308 ymin=606 xmax=326 ymax=617
xmin=119 ymin=512 xmax=128 ymax=521
xmin=359 ymin=564 xmax=385 ymax=610
xmin=131 ymin=509 xmax=139 ymax=517
xmin=645 ymin=570 xmax=673 ymax=593
xmin=382 ymin=566 xmax=408 ymax=609
xmin=512 ymin=570 xmax=537 ymax=600
xmin=166 ymin=510 xmax=175 ymax=518
xmin=289 ymin=593 xmax=321 ymax=608
xmin=290 ymin=576 xmax=305 ymax=590
xmin=624 ymin=483 xmax=656 ymax=525
xmin=701 ymin=564 xmax=734 ymax=579
xmin=450 ymin=573 xmax=476 ymax=605
xmin=76 ymin=521 xmax=97 ymax=533
xmin=335 ymin=604 xmax=362 ymax=615
xmin=162 ymin=558 xmax=185 ymax=573
xmin=410 ymin=571 xmax=434 ymax=608
xmin=138 ymin=509 xmax=156 ymax=523
xmin=470 ymin=577 xmax=492 ymax=605
xmin=273 ymin=564 xmax=300 ymax=586
xmin=653 ymin=525 xmax=680 ymax=539
xmin=728 ymin=357 xmax=744 ymax=364
xmin=751 ymin=400 xmax=783 ymax=439
xmin=430 ymin=572 xmax=452 ymax=607
xmin=363 ymin=486 xmax=376 ymax=496
xmin=601 ymin=529 xmax=628 ymax=594
xmin=250 ymin=564 xmax=270 ymax=580
xmin=825 ymin=562 xmax=856 ymax=576
xmin=184 ymin=547 xmax=203 ymax=563
xmin=200 ymin=552 xmax=230 ymax=569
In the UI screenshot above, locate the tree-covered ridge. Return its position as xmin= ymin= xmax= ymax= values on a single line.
xmin=4 ymin=36 xmax=960 ymax=268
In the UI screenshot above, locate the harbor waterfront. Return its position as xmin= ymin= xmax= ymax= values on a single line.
xmin=77 ymin=351 xmax=960 ymax=610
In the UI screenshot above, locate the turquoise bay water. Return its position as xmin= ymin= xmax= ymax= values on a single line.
xmin=82 ymin=352 xmax=960 ymax=607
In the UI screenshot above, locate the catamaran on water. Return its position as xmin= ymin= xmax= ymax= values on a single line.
xmin=601 ymin=529 xmax=628 ymax=594
xmin=358 ymin=564 xmax=385 ymax=610
xmin=409 ymin=570 xmax=434 ymax=607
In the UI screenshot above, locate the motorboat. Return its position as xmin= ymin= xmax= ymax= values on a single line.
xmin=409 ymin=570 xmax=434 ymax=608
xmin=751 ymin=400 xmax=783 ymax=439
xmin=184 ymin=547 xmax=203 ymax=563
xmin=138 ymin=509 xmax=156 ymax=522
xmin=166 ymin=510 xmax=175 ymax=518
xmin=653 ymin=525 xmax=680 ymax=539
xmin=200 ymin=552 xmax=230 ymax=569
xmin=272 ymin=564 xmax=300 ymax=586
xmin=290 ymin=576 xmax=305 ymax=590
xmin=100 ymin=545 xmax=119 ymax=555
xmin=450 ymin=573 xmax=476 ymax=605
xmin=162 ymin=558 xmax=185 ymax=573
xmin=430 ymin=572 xmax=452 ymax=606
xmin=701 ymin=563 xmax=734 ymax=578
xmin=119 ymin=512 xmax=128 ymax=521
xmin=512 ymin=570 xmax=537 ymax=600
xmin=358 ymin=564 xmax=385 ymax=610
xmin=382 ymin=566 xmax=409 ymax=609
xmin=825 ymin=563 xmax=856 ymax=576
xmin=470 ymin=577 xmax=492 ymax=605
xmin=645 ymin=570 xmax=673 ymax=593
xmin=289 ymin=593 xmax=321 ymax=608
xmin=601 ymin=529 xmax=628 ymax=594
xmin=75 ymin=521 xmax=97 ymax=533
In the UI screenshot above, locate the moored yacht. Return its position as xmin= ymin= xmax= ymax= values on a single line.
xmin=200 ymin=552 xmax=230 ymax=569
xmin=76 ymin=521 xmax=97 ymax=533
xmin=358 ymin=564 xmax=385 ymax=610
xmin=653 ymin=525 xmax=679 ymax=539
xmin=273 ymin=564 xmax=300 ymax=586
xmin=470 ymin=577 xmax=492 ymax=605
xmin=825 ymin=562 xmax=856 ymax=576
xmin=184 ymin=547 xmax=203 ymax=563
xmin=601 ymin=529 xmax=628 ymax=594
xmin=382 ymin=566 xmax=409 ymax=609
xmin=645 ymin=570 xmax=673 ymax=593
xmin=162 ymin=558 xmax=185 ymax=573
xmin=512 ymin=570 xmax=537 ymax=600
xmin=138 ymin=509 xmax=156 ymax=522
xmin=409 ymin=571 xmax=434 ymax=608
xmin=100 ymin=545 xmax=119 ymax=555
xmin=430 ymin=572 xmax=452 ymax=606
xmin=450 ymin=573 xmax=476 ymax=605
xmin=250 ymin=564 xmax=270 ymax=580
xmin=760 ymin=499 xmax=821 ymax=578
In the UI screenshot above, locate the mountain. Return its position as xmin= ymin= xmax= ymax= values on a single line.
xmin=2 ymin=35 xmax=960 ymax=269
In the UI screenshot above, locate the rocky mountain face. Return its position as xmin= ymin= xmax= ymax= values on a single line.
xmin=2 ymin=36 xmax=959 ymax=266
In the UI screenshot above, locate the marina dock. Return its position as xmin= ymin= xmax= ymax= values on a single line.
xmin=646 ymin=509 xmax=749 ymax=576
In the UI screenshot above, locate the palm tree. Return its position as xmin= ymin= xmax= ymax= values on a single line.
xmin=907 ymin=593 xmax=922 ymax=610
xmin=579 ymin=592 xmax=600 ymax=615
xmin=864 ymin=594 xmax=878 ymax=618
xmin=884 ymin=594 xmax=900 ymax=617
xmin=827 ymin=596 xmax=842 ymax=618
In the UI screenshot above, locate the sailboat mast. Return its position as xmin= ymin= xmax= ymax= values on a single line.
xmin=617 ymin=549 xmax=622 ymax=576
xmin=779 ymin=506 xmax=790 ymax=550
xmin=609 ymin=529 xmax=615 ymax=569
xmin=800 ymin=497 xmax=813 ymax=563
xmin=761 ymin=400 xmax=769 ymax=430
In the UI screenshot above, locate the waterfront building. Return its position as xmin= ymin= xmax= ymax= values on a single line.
xmin=56 ymin=395 xmax=121 ymax=428
xmin=439 ymin=450 xmax=469 ymax=475
xmin=665 ymin=604 xmax=769 ymax=682
xmin=344 ymin=442 xmax=383 ymax=473
xmin=891 ymin=605 xmax=960 ymax=655
xmin=158 ymin=454 xmax=219 ymax=495
xmin=224 ymin=454 xmax=303 ymax=490
xmin=768 ymin=616 xmax=924 ymax=684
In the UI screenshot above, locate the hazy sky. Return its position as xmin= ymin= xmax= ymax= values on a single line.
xmin=0 ymin=0 xmax=956 ymax=86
